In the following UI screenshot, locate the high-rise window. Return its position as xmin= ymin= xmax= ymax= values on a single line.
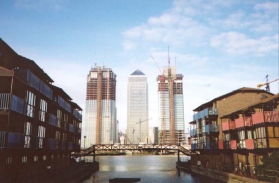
xmin=127 ymin=70 xmax=149 ymax=144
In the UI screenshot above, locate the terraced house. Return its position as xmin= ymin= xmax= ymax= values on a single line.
xmin=189 ymin=87 xmax=278 ymax=175
xmin=0 ymin=39 xmax=82 ymax=181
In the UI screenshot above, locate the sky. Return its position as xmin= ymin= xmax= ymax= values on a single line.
xmin=1 ymin=0 xmax=278 ymax=134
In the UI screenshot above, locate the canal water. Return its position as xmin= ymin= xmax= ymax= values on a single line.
xmin=83 ymin=155 xmax=225 ymax=183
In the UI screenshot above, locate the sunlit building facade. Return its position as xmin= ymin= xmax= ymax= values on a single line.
xmin=83 ymin=66 xmax=117 ymax=147
xmin=127 ymin=70 xmax=149 ymax=144
xmin=157 ymin=66 xmax=184 ymax=144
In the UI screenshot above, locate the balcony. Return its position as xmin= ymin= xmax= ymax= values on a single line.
xmin=49 ymin=114 xmax=58 ymax=127
xmin=252 ymin=112 xmax=265 ymax=124
xmin=235 ymin=117 xmax=253 ymax=129
xmin=205 ymin=124 xmax=219 ymax=133
xmin=191 ymin=144 xmax=197 ymax=150
xmin=237 ymin=140 xmax=246 ymax=149
xmin=245 ymin=139 xmax=254 ymax=150
xmin=230 ymin=140 xmax=237 ymax=150
xmin=264 ymin=111 xmax=279 ymax=122
xmin=0 ymin=93 xmax=10 ymax=111
xmin=73 ymin=110 xmax=82 ymax=121
xmin=218 ymin=141 xmax=224 ymax=149
xmin=190 ymin=129 xmax=196 ymax=137
xmin=252 ymin=111 xmax=279 ymax=124
xmin=7 ymin=132 xmax=23 ymax=148
xmin=224 ymin=141 xmax=230 ymax=149
xmin=48 ymin=138 xmax=57 ymax=149
xmin=222 ymin=120 xmax=235 ymax=131
xmin=11 ymin=95 xmax=25 ymax=114
xmin=69 ymin=124 xmax=75 ymax=133
xmin=193 ymin=107 xmax=218 ymax=121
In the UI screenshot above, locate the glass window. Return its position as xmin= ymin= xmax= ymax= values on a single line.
xmin=22 ymin=156 xmax=27 ymax=163
xmin=39 ymin=99 xmax=47 ymax=122
xmin=34 ymin=156 xmax=38 ymax=162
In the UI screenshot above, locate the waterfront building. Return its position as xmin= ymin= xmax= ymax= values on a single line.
xmin=83 ymin=65 xmax=117 ymax=146
xmin=157 ymin=66 xmax=184 ymax=144
xmin=0 ymin=39 xmax=82 ymax=180
xmin=127 ymin=69 xmax=149 ymax=144
xmin=189 ymin=87 xmax=278 ymax=175
xmin=220 ymin=93 xmax=279 ymax=175
xmin=148 ymin=127 xmax=158 ymax=144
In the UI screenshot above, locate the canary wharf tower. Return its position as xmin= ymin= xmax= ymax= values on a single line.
xmin=127 ymin=70 xmax=149 ymax=144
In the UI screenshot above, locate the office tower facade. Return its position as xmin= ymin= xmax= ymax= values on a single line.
xmin=157 ymin=66 xmax=184 ymax=144
xmin=127 ymin=70 xmax=149 ymax=144
xmin=84 ymin=66 xmax=117 ymax=146
xmin=149 ymin=127 xmax=159 ymax=144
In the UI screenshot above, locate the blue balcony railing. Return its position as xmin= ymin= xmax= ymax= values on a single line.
xmin=11 ymin=95 xmax=25 ymax=114
xmin=14 ymin=68 xmax=53 ymax=99
xmin=73 ymin=110 xmax=82 ymax=121
xmin=7 ymin=132 xmax=23 ymax=148
xmin=48 ymin=138 xmax=57 ymax=149
xmin=58 ymin=96 xmax=71 ymax=113
xmin=69 ymin=124 xmax=75 ymax=133
xmin=193 ymin=107 xmax=218 ymax=121
xmin=206 ymin=142 xmax=210 ymax=149
xmin=190 ymin=129 xmax=196 ymax=137
xmin=49 ymin=114 xmax=58 ymax=127
xmin=191 ymin=144 xmax=197 ymax=150
xmin=205 ymin=124 xmax=219 ymax=133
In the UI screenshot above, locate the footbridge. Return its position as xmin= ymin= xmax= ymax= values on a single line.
xmin=78 ymin=144 xmax=196 ymax=162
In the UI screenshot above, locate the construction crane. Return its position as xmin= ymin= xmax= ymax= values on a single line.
xmin=151 ymin=47 xmax=176 ymax=144
xmin=151 ymin=56 xmax=166 ymax=144
xmin=257 ymin=75 xmax=278 ymax=92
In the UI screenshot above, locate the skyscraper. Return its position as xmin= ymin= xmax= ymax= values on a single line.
xmin=157 ymin=66 xmax=184 ymax=144
xmin=83 ymin=65 xmax=117 ymax=146
xmin=127 ymin=69 xmax=149 ymax=144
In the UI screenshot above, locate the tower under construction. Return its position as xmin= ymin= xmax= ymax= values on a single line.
xmin=157 ymin=66 xmax=184 ymax=144
xmin=84 ymin=65 xmax=117 ymax=146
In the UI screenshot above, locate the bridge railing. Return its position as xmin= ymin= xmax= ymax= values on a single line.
xmin=78 ymin=144 xmax=197 ymax=156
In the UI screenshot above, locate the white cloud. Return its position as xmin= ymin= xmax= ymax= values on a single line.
xmin=210 ymin=32 xmax=278 ymax=55
xmin=254 ymin=2 xmax=279 ymax=12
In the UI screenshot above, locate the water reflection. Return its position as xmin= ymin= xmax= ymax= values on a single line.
xmin=84 ymin=155 xmax=225 ymax=183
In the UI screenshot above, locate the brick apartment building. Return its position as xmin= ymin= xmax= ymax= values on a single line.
xmin=0 ymin=39 xmax=82 ymax=181
xmin=189 ymin=87 xmax=278 ymax=175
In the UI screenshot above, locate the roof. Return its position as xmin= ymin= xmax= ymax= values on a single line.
xmin=70 ymin=101 xmax=82 ymax=111
xmin=131 ymin=69 xmax=145 ymax=75
xmin=50 ymin=85 xmax=72 ymax=101
xmin=193 ymin=87 xmax=273 ymax=111
xmin=17 ymin=55 xmax=54 ymax=83
xmin=0 ymin=39 xmax=54 ymax=83
xmin=221 ymin=93 xmax=279 ymax=118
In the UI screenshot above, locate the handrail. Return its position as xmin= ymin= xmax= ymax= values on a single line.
xmin=78 ymin=144 xmax=197 ymax=156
